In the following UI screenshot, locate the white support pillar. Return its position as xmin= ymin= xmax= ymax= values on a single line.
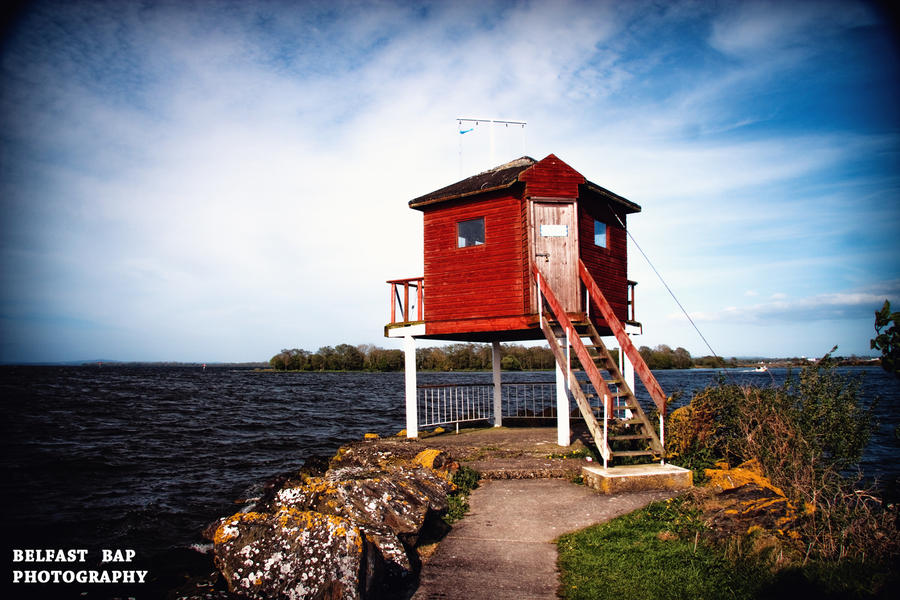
xmin=555 ymin=342 xmax=570 ymax=447
xmin=621 ymin=344 xmax=636 ymax=391
xmin=403 ymin=335 xmax=418 ymax=438
xmin=492 ymin=341 xmax=502 ymax=427
xmin=619 ymin=338 xmax=636 ymax=419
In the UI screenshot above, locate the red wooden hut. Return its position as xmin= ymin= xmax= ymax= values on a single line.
xmin=386 ymin=154 xmax=668 ymax=466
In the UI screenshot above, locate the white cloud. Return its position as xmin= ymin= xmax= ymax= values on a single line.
xmin=709 ymin=0 xmax=876 ymax=58
xmin=679 ymin=282 xmax=900 ymax=324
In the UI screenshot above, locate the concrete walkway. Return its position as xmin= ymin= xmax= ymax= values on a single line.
xmin=411 ymin=479 xmax=673 ymax=600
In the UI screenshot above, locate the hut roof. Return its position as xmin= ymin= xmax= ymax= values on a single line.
xmin=409 ymin=157 xmax=536 ymax=208
xmin=408 ymin=155 xmax=640 ymax=214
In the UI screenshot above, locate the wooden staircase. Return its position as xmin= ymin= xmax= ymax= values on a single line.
xmin=576 ymin=318 xmax=663 ymax=461
xmin=533 ymin=261 xmax=668 ymax=467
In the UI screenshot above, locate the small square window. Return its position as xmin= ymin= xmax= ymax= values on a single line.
xmin=458 ymin=217 xmax=485 ymax=247
xmin=594 ymin=220 xmax=607 ymax=248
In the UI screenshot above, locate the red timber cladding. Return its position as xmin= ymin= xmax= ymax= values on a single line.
xmin=519 ymin=154 xmax=585 ymax=198
xmin=422 ymin=190 xmax=528 ymax=325
xmin=579 ymin=198 xmax=629 ymax=324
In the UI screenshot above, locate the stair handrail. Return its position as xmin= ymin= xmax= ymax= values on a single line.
xmin=532 ymin=264 xmax=615 ymax=418
xmin=578 ymin=259 xmax=668 ymax=416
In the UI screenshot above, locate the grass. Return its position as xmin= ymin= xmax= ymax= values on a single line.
xmin=556 ymin=496 xmax=898 ymax=600
xmin=557 ymin=497 xmax=766 ymax=600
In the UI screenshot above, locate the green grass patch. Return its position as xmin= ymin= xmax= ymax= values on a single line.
xmin=557 ymin=496 xmax=898 ymax=599
xmin=443 ymin=466 xmax=481 ymax=524
xmin=557 ymin=497 xmax=765 ymax=600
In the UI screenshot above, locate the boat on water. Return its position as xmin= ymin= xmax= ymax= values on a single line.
xmin=753 ymin=365 xmax=768 ymax=373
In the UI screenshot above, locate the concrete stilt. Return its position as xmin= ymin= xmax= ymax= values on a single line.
xmin=492 ymin=341 xmax=502 ymax=427
xmin=555 ymin=357 xmax=570 ymax=447
xmin=404 ymin=335 xmax=418 ymax=438
xmin=619 ymin=338 xmax=636 ymax=419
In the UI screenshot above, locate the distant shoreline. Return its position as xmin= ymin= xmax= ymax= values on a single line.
xmin=0 ymin=358 xmax=881 ymax=370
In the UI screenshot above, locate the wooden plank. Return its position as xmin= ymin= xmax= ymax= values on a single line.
xmin=425 ymin=315 xmax=537 ymax=336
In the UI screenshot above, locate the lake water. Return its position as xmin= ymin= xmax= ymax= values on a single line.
xmin=2 ymin=365 xmax=897 ymax=598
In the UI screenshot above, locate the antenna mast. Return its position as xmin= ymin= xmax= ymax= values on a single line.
xmin=457 ymin=118 xmax=527 ymax=176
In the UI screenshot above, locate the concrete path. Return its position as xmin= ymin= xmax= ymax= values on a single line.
xmin=411 ymin=479 xmax=673 ymax=600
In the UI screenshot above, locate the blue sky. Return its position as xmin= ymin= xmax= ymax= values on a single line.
xmin=1 ymin=0 xmax=898 ymax=363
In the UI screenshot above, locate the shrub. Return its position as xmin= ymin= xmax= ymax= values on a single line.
xmin=667 ymin=351 xmax=896 ymax=562
xmin=443 ymin=466 xmax=481 ymax=524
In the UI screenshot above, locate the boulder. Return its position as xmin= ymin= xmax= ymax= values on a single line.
xmin=209 ymin=442 xmax=457 ymax=599
xmin=274 ymin=463 xmax=454 ymax=575
xmin=211 ymin=508 xmax=372 ymax=600
xmin=701 ymin=460 xmax=801 ymax=540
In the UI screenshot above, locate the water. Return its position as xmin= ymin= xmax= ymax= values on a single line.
xmin=1 ymin=365 xmax=897 ymax=597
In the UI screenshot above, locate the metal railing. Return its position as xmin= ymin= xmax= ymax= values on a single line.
xmin=418 ymin=383 xmax=492 ymax=428
xmin=417 ymin=381 xmax=560 ymax=428
xmin=501 ymin=381 xmax=558 ymax=418
xmin=416 ymin=379 xmax=634 ymax=428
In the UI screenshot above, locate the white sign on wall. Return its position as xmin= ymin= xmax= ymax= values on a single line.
xmin=540 ymin=224 xmax=568 ymax=237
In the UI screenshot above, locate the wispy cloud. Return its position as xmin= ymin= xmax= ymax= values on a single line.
xmin=679 ymin=281 xmax=900 ymax=324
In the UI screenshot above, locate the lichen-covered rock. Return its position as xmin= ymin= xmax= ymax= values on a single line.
xmin=413 ymin=448 xmax=448 ymax=470
xmin=212 ymin=508 xmax=370 ymax=600
xmin=274 ymin=464 xmax=454 ymax=575
xmin=210 ymin=444 xmax=457 ymax=599
xmin=701 ymin=459 xmax=801 ymax=540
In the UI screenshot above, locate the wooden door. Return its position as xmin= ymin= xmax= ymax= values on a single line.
xmin=532 ymin=201 xmax=580 ymax=313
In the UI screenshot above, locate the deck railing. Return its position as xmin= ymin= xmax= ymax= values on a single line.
xmin=387 ymin=277 xmax=424 ymax=324
xmin=627 ymin=279 xmax=638 ymax=324
xmin=417 ymin=381 xmax=560 ymax=428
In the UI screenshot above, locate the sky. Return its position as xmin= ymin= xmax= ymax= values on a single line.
xmin=0 ymin=0 xmax=898 ymax=363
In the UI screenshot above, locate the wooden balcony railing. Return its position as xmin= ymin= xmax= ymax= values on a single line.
xmin=387 ymin=277 xmax=424 ymax=324
xmin=627 ymin=279 xmax=638 ymax=324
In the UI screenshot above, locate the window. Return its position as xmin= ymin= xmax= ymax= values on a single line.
xmin=594 ymin=220 xmax=607 ymax=248
xmin=458 ymin=217 xmax=485 ymax=247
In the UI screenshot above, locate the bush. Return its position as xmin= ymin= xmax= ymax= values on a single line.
xmin=500 ymin=354 xmax=522 ymax=371
xmin=667 ymin=351 xmax=896 ymax=562
xmin=871 ymin=300 xmax=899 ymax=376
xmin=443 ymin=466 xmax=480 ymax=524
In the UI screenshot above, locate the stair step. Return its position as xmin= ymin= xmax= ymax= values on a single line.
xmin=584 ymin=390 xmax=629 ymax=399
xmin=592 ymin=404 xmax=636 ymax=412
xmin=591 ymin=378 xmax=622 ymax=386
xmin=611 ymin=450 xmax=657 ymax=457
xmin=609 ymin=434 xmax=653 ymax=441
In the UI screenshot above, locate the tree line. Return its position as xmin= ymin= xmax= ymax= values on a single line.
xmin=268 ymin=343 xmax=558 ymax=372
xmin=268 ymin=343 xmax=737 ymax=372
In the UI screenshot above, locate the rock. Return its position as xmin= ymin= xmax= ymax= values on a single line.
xmin=413 ymin=448 xmax=448 ymax=470
xmin=274 ymin=464 xmax=454 ymax=575
xmin=211 ymin=508 xmax=373 ymax=600
xmin=209 ymin=442 xmax=457 ymax=599
xmin=700 ymin=460 xmax=801 ymax=541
